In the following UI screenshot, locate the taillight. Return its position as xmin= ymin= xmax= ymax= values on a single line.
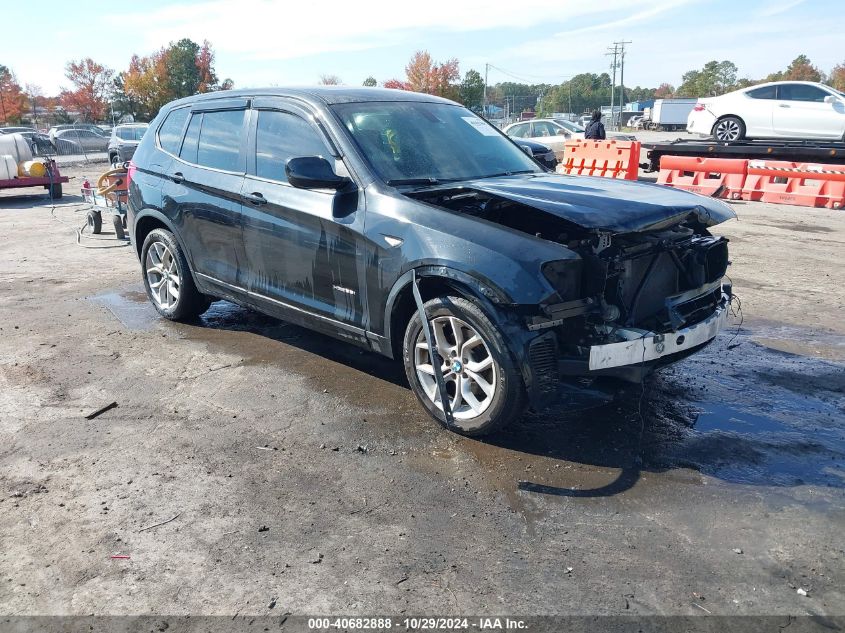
xmin=126 ymin=160 xmax=137 ymax=185
xmin=693 ymin=104 xmax=706 ymax=112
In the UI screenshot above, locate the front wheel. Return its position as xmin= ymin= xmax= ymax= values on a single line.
xmin=712 ymin=116 xmax=745 ymax=142
xmin=141 ymin=228 xmax=210 ymax=320
xmin=402 ymin=295 xmax=526 ymax=436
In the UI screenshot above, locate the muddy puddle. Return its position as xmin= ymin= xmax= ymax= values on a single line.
xmin=93 ymin=288 xmax=845 ymax=495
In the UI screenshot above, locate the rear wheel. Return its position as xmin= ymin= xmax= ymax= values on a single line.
xmin=48 ymin=183 xmax=62 ymax=199
xmin=402 ymin=295 xmax=526 ymax=436
xmin=712 ymin=116 xmax=745 ymax=141
xmin=141 ymin=228 xmax=210 ymax=320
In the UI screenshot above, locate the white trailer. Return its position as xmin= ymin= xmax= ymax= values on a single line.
xmin=646 ymin=99 xmax=698 ymax=131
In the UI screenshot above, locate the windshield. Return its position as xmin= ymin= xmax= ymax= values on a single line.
xmin=331 ymin=101 xmax=541 ymax=185
xmin=554 ymin=119 xmax=585 ymax=133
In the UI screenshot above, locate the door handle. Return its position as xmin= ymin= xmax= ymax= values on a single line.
xmin=170 ymin=172 xmax=184 ymax=183
xmin=243 ymin=192 xmax=267 ymax=205
xmin=779 ymin=104 xmax=790 ymax=108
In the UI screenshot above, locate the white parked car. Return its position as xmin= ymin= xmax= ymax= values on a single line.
xmin=504 ymin=118 xmax=635 ymax=157
xmin=687 ymin=81 xmax=845 ymax=141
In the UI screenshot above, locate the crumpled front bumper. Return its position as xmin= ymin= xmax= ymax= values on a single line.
xmin=588 ymin=291 xmax=731 ymax=371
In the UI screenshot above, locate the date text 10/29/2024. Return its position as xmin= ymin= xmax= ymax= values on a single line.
xmin=307 ymin=617 xmax=529 ymax=630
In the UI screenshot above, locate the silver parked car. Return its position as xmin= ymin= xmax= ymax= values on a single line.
xmin=52 ymin=128 xmax=110 ymax=153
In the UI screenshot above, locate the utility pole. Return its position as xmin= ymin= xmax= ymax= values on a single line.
xmin=482 ymin=63 xmax=489 ymax=117
xmin=615 ymin=40 xmax=631 ymax=130
xmin=606 ymin=43 xmax=620 ymax=130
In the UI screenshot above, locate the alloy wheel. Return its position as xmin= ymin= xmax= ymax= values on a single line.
xmin=414 ymin=316 xmax=497 ymax=420
xmin=145 ymin=241 xmax=181 ymax=310
xmin=715 ymin=119 xmax=741 ymax=141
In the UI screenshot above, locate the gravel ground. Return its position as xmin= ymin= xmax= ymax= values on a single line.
xmin=0 ymin=166 xmax=843 ymax=618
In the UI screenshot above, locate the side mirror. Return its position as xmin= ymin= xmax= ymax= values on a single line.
xmin=824 ymin=95 xmax=837 ymax=104
xmin=519 ymin=144 xmax=533 ymax=157
xmin=286 ymin=156 xmax=350 ymax=190
xmin=556 ymin=129 xmax=568 ymax=136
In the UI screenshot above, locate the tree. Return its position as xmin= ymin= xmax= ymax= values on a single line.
xmin=654 ymin=83 xmax=675 ymax=98
xmin=383 ymin=78 xmax=410 ymax=90
xmin=830 ymin=62 xmax=845 ymax=92
xmin=196 ymin=40 xmax=220 ymax=93
xmin=784 ymin=54 xmax=823 ymax=82
xmin=459 ymin=69 xmax=484 ymax=112
xmin=0 ymin=65 xmax=26 ymax=124
xmin=119 ymin=40 xmax=229 ymax=121
xmin=677 ymin=60 xmax=738 ymax=97
xmin=60 ymin=58 xmax=113 ymax=121
xmin=319 ymin=74 xmax=342 ymax=85
xmin=362 ymin=76 xmax=377 ymax=87
xmin=404 ymin=51 xmax=460 ymax=99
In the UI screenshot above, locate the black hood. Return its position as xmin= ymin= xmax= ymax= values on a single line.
xmin=448 ymin=173 xmax=736 ymax=233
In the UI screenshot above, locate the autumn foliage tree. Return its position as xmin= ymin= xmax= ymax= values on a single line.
xmin=60 ymin=58 xmax=113 ymax=121
xmin=120 ymin=39 xmax=231 ymax=121
xmin=384 ymin=51 xmax=460 ymax=99
xmin=830 ymin=62 xmax=845 ymax=92
xmin=0 ymin=64 xmax=27 ymax=124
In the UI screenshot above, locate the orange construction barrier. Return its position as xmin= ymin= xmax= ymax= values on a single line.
xmin=741 ymin=160 xmax=845 ymax=209
xmin=656 ymin=156 xmax=747 ymax=200
xmin=557 ymin=139 xmax=641 ymax=180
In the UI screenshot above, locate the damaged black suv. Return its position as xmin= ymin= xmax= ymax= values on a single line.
xmin=127 ymin=87 xmax=735 ymax=436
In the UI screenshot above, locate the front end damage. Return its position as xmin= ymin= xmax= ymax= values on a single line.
xmin=408 ymin=181 xmax=735 ymax=408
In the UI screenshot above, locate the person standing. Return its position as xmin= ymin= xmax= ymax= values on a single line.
xmin=584 ymin=110 xmax=606 ymax=140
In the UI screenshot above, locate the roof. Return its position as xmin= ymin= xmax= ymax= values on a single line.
xmin=167 ymin=86 xmax=456 ymax=109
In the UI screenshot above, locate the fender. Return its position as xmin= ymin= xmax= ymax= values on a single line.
xmin=380 ymin=265 xmax=545 ymax=401
xmin=382 ymin=264 xmax=512 ymax=348
xmin=131 ymin=208 xmax=206 ymax=292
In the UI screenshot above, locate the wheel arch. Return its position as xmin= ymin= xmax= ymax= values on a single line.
xmin=133 ymin=209 xmax=177 ymax=259
xmin=383 ymin=266 xmax=513 ymax=361
xmin=712 ymin=113 xmax=746 ymax=137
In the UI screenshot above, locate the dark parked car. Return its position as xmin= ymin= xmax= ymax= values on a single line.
xmin=9 ymin=130 xmax=54 ymax=156
xmin=108 ymin=123 xmax=148 ymax=166
xmin=515 ymin=138 xmax=557 ymax=170
xmin=127 ymin=88 xmax=734 ymax=436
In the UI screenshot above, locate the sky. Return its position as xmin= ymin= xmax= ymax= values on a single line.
xmin=3 ymin=0 xmax=842 ymax=95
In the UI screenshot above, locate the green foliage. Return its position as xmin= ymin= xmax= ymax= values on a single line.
xmin=677 ymin=60 xmax=738 ymax=97
xmin=459 ymin=69 xmax=485 ymax=112
xmin=363 ymin=76 xmax=377 ymax=87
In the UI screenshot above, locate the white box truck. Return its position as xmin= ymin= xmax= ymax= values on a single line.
xmin=645 ymin=98 xmax=698 ymax=131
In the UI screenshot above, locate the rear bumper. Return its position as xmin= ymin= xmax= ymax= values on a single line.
xmin=588 ymin=292 xmax=730 ymax=371
xmin=686 ymin=111 xmax=716 ymax=136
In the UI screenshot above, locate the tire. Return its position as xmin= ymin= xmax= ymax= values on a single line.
xmin=87 ymin=210 xmax=101 ymax=234
xmin=402 ymin=295 xmax=526 ymax=436
xmin=112 ymin=214 xmax=126 ymax=240
xmin=712 ymin=116 xmax=745 ymax=142
xmin=110 ymin=154 xmax=121 ymax=169
xmin=141 ymin=228 xmax=211 ymax=321
xmin=48 ymin=183 xmax=62 ymax=199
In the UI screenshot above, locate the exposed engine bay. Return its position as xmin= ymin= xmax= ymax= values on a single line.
xmin=410 ymin=187 xmax=732 ymax=379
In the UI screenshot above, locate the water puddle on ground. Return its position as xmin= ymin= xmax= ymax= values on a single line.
xmin=92 ymin=288 xmax=845 ymax=495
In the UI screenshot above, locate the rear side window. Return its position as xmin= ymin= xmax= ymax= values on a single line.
xmin=196 ymin=110 xmax=244 ymax=172
xmin=779 ymin=84 xmax=828 ymax=102
xmin=180 ymin=114 xmax=202 ymax=164
xmin=255 ymin=110 xmax=330 ymax=182
xmin=158 ymin=108 xmax=189 ymax=155
xmin=747 ymin=86 xmax=776 ymax=99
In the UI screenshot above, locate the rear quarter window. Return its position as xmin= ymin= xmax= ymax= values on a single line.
xmin=746 ymin=86 xmax=776 ymax=99
xmin=157 ymin=107 xmax=190 ymax=155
